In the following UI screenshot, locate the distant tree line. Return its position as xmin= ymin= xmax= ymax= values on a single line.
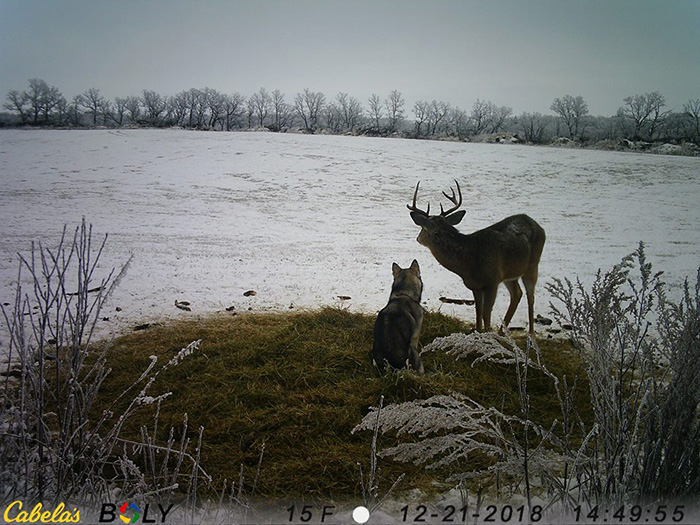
xmin=3 ymin=78 xmax=700 ymax=148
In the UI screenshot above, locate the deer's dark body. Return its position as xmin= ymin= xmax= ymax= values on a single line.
xmin=408 ymin=182 xmax=545 ymax=333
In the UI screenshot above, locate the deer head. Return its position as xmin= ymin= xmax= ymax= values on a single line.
xmin=407 ymin=180 xmax=466 ymax=247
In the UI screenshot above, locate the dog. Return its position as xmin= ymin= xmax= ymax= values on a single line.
xmin=371 ymin=259 xmax=425 ymax=374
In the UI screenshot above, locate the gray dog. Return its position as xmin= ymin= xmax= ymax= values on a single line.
xmin=371 ymin=259 xmax=425 ymax=374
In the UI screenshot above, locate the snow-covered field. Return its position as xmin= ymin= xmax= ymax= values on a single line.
xmin=1 ymin=129 xmax=699 ymax=344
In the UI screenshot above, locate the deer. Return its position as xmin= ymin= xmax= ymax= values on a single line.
xmin=407 ymin=180 xmax=546 ymax=334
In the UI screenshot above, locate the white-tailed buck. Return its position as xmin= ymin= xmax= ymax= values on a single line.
xmin=408 ymin=180 xmax=546 ymax=334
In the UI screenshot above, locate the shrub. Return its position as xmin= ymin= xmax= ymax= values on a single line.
xmin=549 ymin=243 xmax=700 ymax=504
xmin=0 ymin=220 xmax=207 ymax=509
xmin=355 ymin=244 xmax=700 ymax=511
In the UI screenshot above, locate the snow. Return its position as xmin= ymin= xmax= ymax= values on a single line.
xmin=1 ymin=129 xmax=699 ymax=345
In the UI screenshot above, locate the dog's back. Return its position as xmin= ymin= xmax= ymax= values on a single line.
xmin=371 ymin=260 xmax=424 ymax=374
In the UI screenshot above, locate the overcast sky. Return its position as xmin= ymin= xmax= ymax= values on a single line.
xmin=1 ymin=0 xmax=698 ymax=116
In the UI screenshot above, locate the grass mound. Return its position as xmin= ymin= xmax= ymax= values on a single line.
xmin=95 ymin=307 xmax=587 ymax=500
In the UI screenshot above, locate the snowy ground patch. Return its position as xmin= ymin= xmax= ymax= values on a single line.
xmin=1 ymin=129 xmax=698 ymax=345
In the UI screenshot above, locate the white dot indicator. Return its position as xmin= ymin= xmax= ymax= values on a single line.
xmin=352 ymin=506 xmax=370 ymax=524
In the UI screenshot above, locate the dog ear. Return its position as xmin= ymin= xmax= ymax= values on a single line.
xmin=410 ymin=259 xmax=420 ymax=275
xmin=392 ymin=262 xmax=401 ymax=277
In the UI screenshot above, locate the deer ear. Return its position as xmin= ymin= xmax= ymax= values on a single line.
xmin=410 ymin=259 xmax=420 ymax=275
xmin=445 ymin=210 xmax=466 ymax=225
xmin=410 ymin=211 xmax=430 ymax=227
xmin=392 ymin=262 xmax=401 ymax=277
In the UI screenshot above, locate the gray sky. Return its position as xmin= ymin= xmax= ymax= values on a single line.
xmin=1 ymin=0 xmax=698 ymax=116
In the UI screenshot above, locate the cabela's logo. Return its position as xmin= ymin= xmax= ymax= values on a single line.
xmin=2 ymin=501 xmax=80 ymax=523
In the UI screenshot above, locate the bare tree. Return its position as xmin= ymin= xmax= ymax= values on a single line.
xmin=470 ymin=99 xmax=496 ymax=136
xmin=66 ymin=96 xmax=83 ymax=127
xmin=550 ymin=94 xmax=589 ymax=140
xmin=489 ymin=105 xmax=513 ymax=134
xmin=661 ymin=112 xmax=689 ymax=143
xmin=54 ymin=95 xmax=69 ymax=126
xmin=124 ymin=96 xmax=142 ymax=123
xmin=112 ymin=97 xmax=128 ymax=126
xmin=26 ymin=79 xmax=50 ymax=124
xmin=165 ymin=87 xmax=227 ymax=130
xmin=684 ymin=99 xmax=700 ymax=144
xmin=368 ymin=93 xmax=383 ymax=132
xmin=294 ymin=88 xmax=325 ymax=133
xmin=245 ymin=96 xmax=256 ymax=128
xmin=588 ymin=114 xmax=619 ymax=141
xmin=270 ymin=89 xmax=290 ymax=131
xmin=189 ymin=89 xmax=207 ymax=128
xmin=203 ymin=87 xmax=225 ymax=129
xmin=100 ymin=99 xmax=115 ymax=126
xmin=324 ymin=102 xmax=341 ymax=133
xmin=171 ymin=88 xmax=213 ymax=128
xmin=426 ymin=100 xmax=450 ymax=136
xmin=518 ymin=112 xmax=548 ymax=144
xmin=413 ymin=100 xmax=429 ymax=138
xmin=224 ymin=92 xmax=246 ymax=131
xmin=249 ymin=87 xmax=271 ymax=127
xmin=172 ymin=89 xmax=193 ymax=127
xmin=385 ymin=90 xmax=405 ymax=133
xmin=5 ymin=79 xmax=65 ymax=125
xmin=78 ymin=88 xmax=107 ymax=126
xmin=37 ymin=81 xmax=64 ymax=124
xmin=142 ymin=90 xmax=167 ymax=126
xmin=169 ymin=90 xmax=188 ymax=127
xmin=466 ymin=100 xmax=513 ymax=136
xmin=335 ymin=92 xmax=362 ymax=132
xmin=618 ymin=91 xmax=668 ymax=141
xmin=334 ymin=92 xmax=350 ymax=131
xmin=450 ymin=107 xmax=470 ymax=140
xmin=4 ymin=90 xmax=29 ymax=123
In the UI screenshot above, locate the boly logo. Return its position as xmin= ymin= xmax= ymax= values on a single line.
xmin=2 ymin=501 xmax=80 ymax=523
xmin=99 ymin=502 xmax=173 ymax=523
xmin=119 ymin=502 xmax=141 ymax=524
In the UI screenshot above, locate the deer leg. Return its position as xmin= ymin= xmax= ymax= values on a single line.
xmin=472 ymin=289 xmax=484 ymax=331
xmin=522 ymin=274 xmax=538 ymax=334
xmin=502 ymin=280 xmax=523 ymax=329
xmin=481 ymin=286 xmax=499 ymax=332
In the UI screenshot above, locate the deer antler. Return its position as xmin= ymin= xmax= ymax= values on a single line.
xmin=439 ymin=180 xmax=463 ymax=216
xmin=407 ymin=181 xmax=430 ymax=216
